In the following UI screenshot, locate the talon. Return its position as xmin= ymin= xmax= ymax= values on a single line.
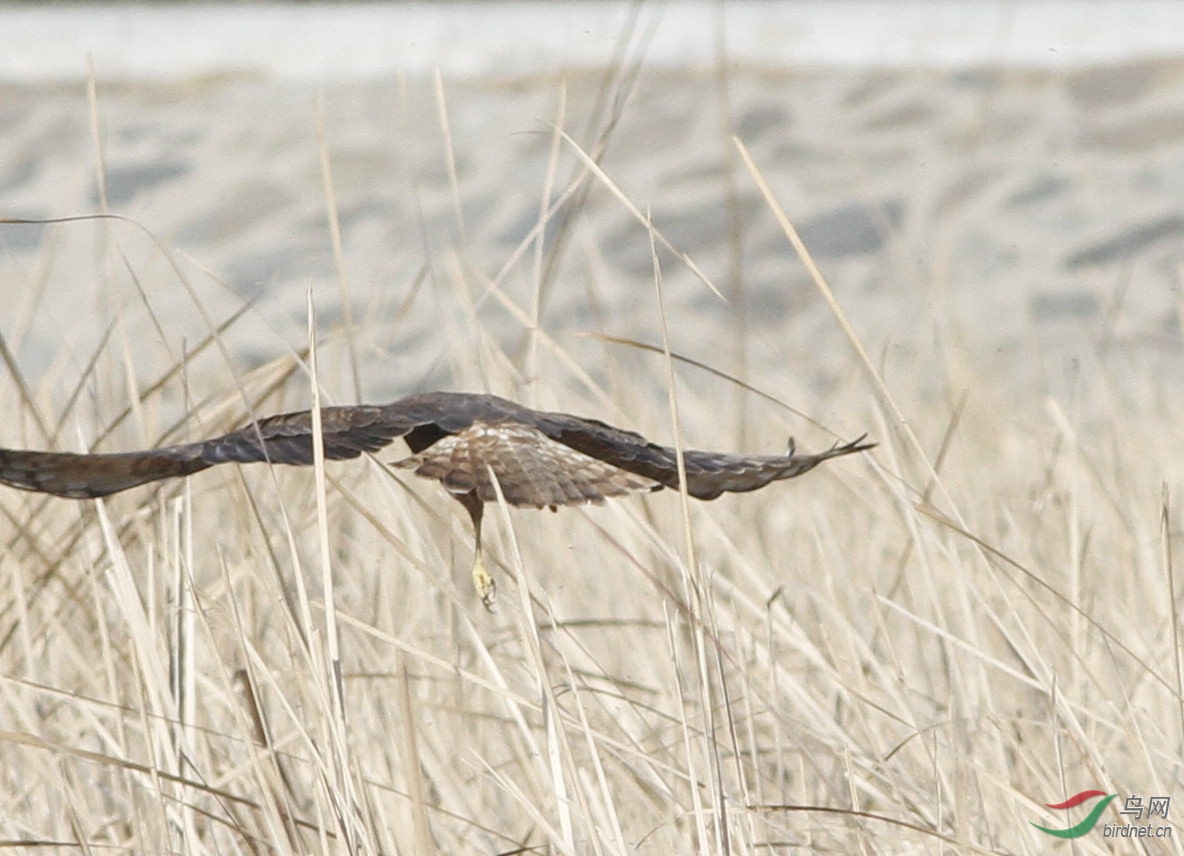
xmin=472 ymin=554 xmax=496 ymax=610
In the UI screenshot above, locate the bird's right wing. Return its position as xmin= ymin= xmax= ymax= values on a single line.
xmin=535 ymin=410 xmax=873 ymax=500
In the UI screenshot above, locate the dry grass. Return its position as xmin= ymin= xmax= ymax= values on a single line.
xmin=1 ymin=64 xmax=1182 ymax=856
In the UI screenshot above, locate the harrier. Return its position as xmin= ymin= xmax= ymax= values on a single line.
xmin=0 ymin=392 xmax=872 ymax=603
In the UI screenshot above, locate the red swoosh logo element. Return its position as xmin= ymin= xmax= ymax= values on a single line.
xmin=1045 ymin=790 xmax=1108 ymax=809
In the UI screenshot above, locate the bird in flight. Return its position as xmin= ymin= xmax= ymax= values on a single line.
xmin=0 ymin=391 xmax=872 ymax=604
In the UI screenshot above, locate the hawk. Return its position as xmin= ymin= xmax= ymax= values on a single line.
xmin=0 ymin=391 xmax=872 ymax=603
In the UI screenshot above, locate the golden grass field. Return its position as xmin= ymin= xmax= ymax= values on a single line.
xmin=1 ymin=51 xmax=1182 ymax=856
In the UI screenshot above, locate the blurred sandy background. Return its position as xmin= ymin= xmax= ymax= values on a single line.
xmin=1 ymin=1 xmax=1182 ymax=432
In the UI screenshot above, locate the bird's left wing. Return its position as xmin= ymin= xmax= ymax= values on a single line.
xmin=0 ymin=404 xmax=417 ymax=499
xmin=200 ymin=405 xmax=416 ymax=465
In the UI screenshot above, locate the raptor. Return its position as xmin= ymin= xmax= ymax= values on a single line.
xmin=0 ymin=391 xmax=872 ymax=603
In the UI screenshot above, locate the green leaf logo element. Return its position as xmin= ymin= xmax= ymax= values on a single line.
xmin=1030 ymin=793 xmax=1117 ymax=839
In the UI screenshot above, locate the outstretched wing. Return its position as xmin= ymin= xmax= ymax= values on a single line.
xmin=0 ymin=390 xmax=872 ymax=504
xmin=0 ymin=404 xmax=417 ymax=499
xmin=0 ymin=446 xmax=210 ymax=499
xmin=534 ymin=410 xmax=873 ymax=500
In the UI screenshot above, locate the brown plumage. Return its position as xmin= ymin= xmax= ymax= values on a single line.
xmin=0 ymin=391 xmax=873 ymax=603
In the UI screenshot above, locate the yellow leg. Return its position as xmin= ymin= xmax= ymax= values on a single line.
xmin=457 ymin=492 xmax=495 ymax=608
xmin=472 ymin=545 xmax=496 ymax=610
